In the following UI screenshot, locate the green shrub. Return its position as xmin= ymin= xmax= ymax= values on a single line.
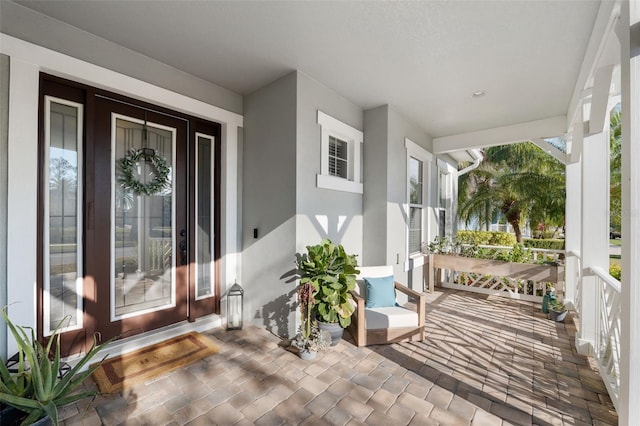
xmin=489 ymin=232 xmax=517 ymax=247
xmin=429 ymin=237 xmax=533 ymax=264
xmin=473 ymin=244 xmax=532 ymax=264
xmin=523 ymin=239 xmax=565 ymax=250
xmin=502 ymin=244 xmax=532 ymax=263
xmin=456 ymin=230 xmax=516 ymax=247
xmin=610 ymin=263 xmax=622 ymax=280
xmin=456 ymin=230 xmax=492 ymax=245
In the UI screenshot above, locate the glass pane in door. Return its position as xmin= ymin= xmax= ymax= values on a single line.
xmin=111 ymin=115 xmax=176 ymax=319
xmin=196 ymin=134 xmax=214 ymax=299
xmin=44 ymin=98 xmax=84 ymax=335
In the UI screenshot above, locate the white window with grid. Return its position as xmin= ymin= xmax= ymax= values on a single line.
xmin=405 ymin=138 xmax=433 ymax=268
xmin=437 ymin=159 xmax=456 ymax=238
xmin=328 ymin=136 xmax=348 ymax=179
xmin=317 ymin=110 xmax=363 ymax=194
xmin=409 ymin=156 xmax=423 ymax=254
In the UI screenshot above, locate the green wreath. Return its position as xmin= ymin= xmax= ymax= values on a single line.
xmin=118 ymin=148 xmax=171 ymax=196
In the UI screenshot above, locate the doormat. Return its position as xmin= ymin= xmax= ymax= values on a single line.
xmin=91 ymin=331 xmax=219 ymax=393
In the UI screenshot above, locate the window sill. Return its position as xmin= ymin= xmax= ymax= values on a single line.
xmin=404 ymin=252 xmax=426 ymax=271
xmin=317 ymin=174 xmax=363 ymax=194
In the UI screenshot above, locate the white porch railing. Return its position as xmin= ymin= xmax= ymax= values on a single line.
xmin=566 ymin=250 xmax=582 ymax=312
xmin=586 ymin=266 xmax=621 ymax=409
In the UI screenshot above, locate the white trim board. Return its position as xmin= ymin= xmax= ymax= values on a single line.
xmin=0 ymin=34 xmax=243 ymax=128
xmin=433 ymin=115 xmax=567 ymax=154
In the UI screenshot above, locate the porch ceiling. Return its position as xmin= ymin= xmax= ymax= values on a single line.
xmin=10 ymin=0 xmax=601 ymax=140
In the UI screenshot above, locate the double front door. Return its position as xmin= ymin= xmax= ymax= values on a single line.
xmin=40 ymin=76 xmax=220 ymax=355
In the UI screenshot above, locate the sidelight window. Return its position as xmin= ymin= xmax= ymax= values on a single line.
xmin=43 ymin=96 xmax=84 ymax=336
xmin=195 ymin=133 xmax=215 ymax=299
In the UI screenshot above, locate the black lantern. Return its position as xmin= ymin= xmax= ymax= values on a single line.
xmin=226 ymin=282 xmax=244 ymax=330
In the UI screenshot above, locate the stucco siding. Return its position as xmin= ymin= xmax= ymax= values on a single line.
xmin=361 ymin=105 xmax=434 ymax=289
xmin=362 ymin=105 xmax=389 ymax=266
xmin=242 ymin=72 xmax=298 ymax=336
xmin=295 ymin=71 xmax=363 ymax=259
xmin=386 ymin=107 xmax=432 ymax=286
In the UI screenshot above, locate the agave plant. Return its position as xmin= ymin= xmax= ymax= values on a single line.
xmin=0 ymin=306 xmax=110 ymax=425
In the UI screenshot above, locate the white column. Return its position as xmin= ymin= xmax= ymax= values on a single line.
xmin=577 ymin=122 xmax=610 ymax=355
xmin=564 ymin=160 xmax=581 ymax=308
xmin=618 ymin=1 xmax=640 ymax=423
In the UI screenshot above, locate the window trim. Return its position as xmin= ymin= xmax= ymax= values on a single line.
xmin=317 ymin=110 xmax=363 ymax=194
xmin=405 ymin=138 xmax=433 ymax=270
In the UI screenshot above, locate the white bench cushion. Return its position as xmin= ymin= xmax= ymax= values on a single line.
xmin=365 ymin=306 xmax=419 ymax=330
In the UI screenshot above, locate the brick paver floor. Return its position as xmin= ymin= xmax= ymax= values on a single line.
xmin=62 ymin=289 xmax=618 ymax=425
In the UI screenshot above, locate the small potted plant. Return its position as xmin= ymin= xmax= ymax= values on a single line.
xmin=0 ymin=306 xmax=110 ymax=425
xmin=295 ymin=239 xmax=359 ymax=346
xmin=291 ymin=321 xmax=331 ymax=360
xmin=291 ymin=282 xmax=331 ymax=360
xmin=549 ymin=299 xmax=568 ymax=322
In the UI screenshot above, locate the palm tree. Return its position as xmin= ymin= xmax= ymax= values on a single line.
xmin=610 ymin=109 xmax=622 ymax=232
xmin=49 ymin=157 xmax=77 ymax=216
xmin=458 ymin=142 xmax=565 ymax=242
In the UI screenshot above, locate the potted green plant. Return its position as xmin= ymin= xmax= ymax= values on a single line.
xmin=295 ymin=239 xmax=359 ymax=345
xmin=549 ymin=299 xmax=568 ymax=322
xmin=290 ymin=282 xmax=330 ymax=360
xmin=0 ymin=306 xmax=110 ymax=425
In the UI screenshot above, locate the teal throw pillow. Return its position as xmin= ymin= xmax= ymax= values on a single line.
xmin=364 ymin=275 xmax=396 ymax=308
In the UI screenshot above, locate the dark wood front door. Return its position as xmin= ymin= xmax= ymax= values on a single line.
xmin=91 ymin=96 xmax=189 ymax=341
xmin=39 ymin=75 xmax=221 ymax=355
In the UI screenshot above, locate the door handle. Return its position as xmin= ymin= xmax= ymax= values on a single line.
xmin=179 ymin=240 xmax=187 ymax=265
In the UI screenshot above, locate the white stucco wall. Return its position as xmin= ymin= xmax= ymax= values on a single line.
xmin=241 ymin=71 xmax=365 ymax=337
xmin=295 ymin=72 xmax=364 ymax=260
xmin=362 ymin=105 xmax=390 ymax=267
xmin=363 ymin=104 xmax=435 ymax=289
xmin=242 ymin=72 xmax=298 ymax=337
xmin=386 ymin=107 xmax=433 ymax=285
